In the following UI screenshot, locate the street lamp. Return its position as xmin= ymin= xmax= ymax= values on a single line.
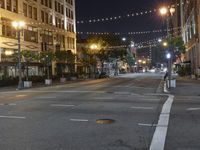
xmin=159 ymin=6 xmax=176 ymax=89
xmin=158 ymin=39 xmax=162 ymax=43
xmin=166 ymin=52 xmax=172 ymax=88
xmin=122 ymin=37 xmax=126 ymax=42
xmin=163 ymin=42 xmax=168 ymax=47
xmin=12 ymin=21 xmax=26 ymax=90
xmin=169 ymin=7 xmax=175 ymax=16
xmin=159 ymin=7 xmax=168 ymax=16
xmin=89 ymin=43 xmax=99 ymax=78
xmin=90 ymin=44 xmax=98 ymax=50
xmin=159 ymin=6 xmax=175 ymax=37
xmin=166 ymin=53 xmax=171 ymax=59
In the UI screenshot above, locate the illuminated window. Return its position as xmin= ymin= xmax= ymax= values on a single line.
xmin=41 ymin=11 xmax=45 ymax=22
xmin=0 ymin=0 xmax=5 ymax=8
xmin=6 ymin=0 xmax=11 ymax=11
xmin=49 ymin=0 xmax=52 ymax=8
xmin=12 ymin=0 xmax=18 ymax=12
xmin=45 ymin=12 xmax=48 ymax=23
xmin=23 ymin=3 xmax=27 ymax=17
xmin=33 ymin=7 xmax=37 ymax=20
xmin=24 ymin=26 xmax=38 ymax=43
xmin=28 ymin=6 xmax=32 ymax=18
xmin=2 ymin=18 xmax=17 ymax=38
xmin=55 ymin=1 xmax=57 ymax=11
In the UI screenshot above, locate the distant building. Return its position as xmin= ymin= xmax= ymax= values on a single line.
xmin=151 ymin=46 xmax=166 ymax=68
xmin=0 ymin=0 xmax=76 ymax=78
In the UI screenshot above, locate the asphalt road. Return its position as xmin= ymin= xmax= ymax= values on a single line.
xmin=1 ymin=73 xmax=198 ymax=150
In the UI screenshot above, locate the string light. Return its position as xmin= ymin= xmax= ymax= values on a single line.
xmin=76 ymin=2 xmax=186 ymax=24
xmin=77 ymin=26 xmax=182 ymax=35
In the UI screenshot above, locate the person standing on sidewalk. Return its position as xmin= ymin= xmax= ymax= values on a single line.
xmin=164 ymin=71 xmax=169 ymax=81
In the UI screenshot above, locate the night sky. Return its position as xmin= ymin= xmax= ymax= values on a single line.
xmin=76 ymin=0 xmax=170 ymax=46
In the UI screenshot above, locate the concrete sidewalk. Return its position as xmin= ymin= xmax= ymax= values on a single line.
xmin=0 ymin=79 xmax=88 ymax=92
xmin=171 ymin=77 xmax=200 ymax=96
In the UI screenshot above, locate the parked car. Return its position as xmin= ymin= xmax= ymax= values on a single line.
xmin=138 ymin=67 xmax=144 ymax=73
xmin=99 ymin=72 xmax=110 ymax=78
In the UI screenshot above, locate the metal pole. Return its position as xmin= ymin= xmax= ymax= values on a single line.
xmin=169 ymin=55 xmax=172 ymax=88
xmin=17 ymin=30 xmax=23 ymax=90
xmin=46 ymin=55 xmax=50 ymax=79
xmin=166 ymin=16 xmax=171 ymax=89
xmin=0 ymin=48 xmax=2 ymax=62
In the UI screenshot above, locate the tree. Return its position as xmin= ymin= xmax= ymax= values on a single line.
xmin=66 ymin=50 xmax=76 ymax=75
xmin=10 ymin=50 xmax=39 ymax=80
xmin=21 ymin=50 xmax=39 ymax=81
xmin=39 ymin=51 xmax=55 ymax=79
xmin=55 ymin=50 xmax=67 ymax=77
xmin=96 ymin=49 xmax=109 ymax=72
xmin=168 ymin=36 xmax=186 ymax=63
xmin=86 ymin=34 xmax=126 ymax=73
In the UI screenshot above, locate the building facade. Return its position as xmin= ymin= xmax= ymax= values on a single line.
xmin=0 ymin=0 xmax=76 ymax=79
xmin=180 ymin=0 xmax=200 ymax=75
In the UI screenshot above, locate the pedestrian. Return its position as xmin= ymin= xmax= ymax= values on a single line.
xmin=164 ymin=71 xmax=168 ymax=81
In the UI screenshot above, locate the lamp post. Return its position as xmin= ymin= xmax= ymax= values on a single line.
xmin=46 ymin=55 xmax=50 ymax=80
xmin=166 ymin=52 xmax=172 ymax=88
xmin=0 ymin=48 xmax=2 ymax=62
xmin=12 ymin=21 xmax=25 ymax=90
xmin=159 ymin=6 xmax=175 ymax=36
xmin=159 ymin=6 xmax=175 ymax=89
xmin=89 ymin=44 xmax=98 ymax=78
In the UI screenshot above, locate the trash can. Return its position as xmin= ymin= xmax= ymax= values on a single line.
xmin=167 ymin=79 xmax=176 ymax=88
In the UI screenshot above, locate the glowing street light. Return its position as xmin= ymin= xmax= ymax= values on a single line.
xmin=159 ymin=7 xmax=168 ymax=16
xmin=5 ymin=50 xmax=14 ymax=56
xmin=90 ymin=44 xmax=98 ymax=50
xmin=142 ymin=61 xmax=146 ymax=64
xmin=12 ymin=21 xmax=26 ymax=90
xmin=163 ymin=42 xmax=168 ymax=47
xmin=166 ymin=53 xmax=171 ymax=59
xmin=170 ymin=7 xmax=176 ymax=15
xmin=158 ymin=39 xmax=162 ymax=43
xmin=12 ymin=21 xmax=25 ymax=29
xmin=122 ymin=37 xmax=126 ymax=41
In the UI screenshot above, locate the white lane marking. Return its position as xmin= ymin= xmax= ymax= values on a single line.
xmin=131 ymin=106 xmax=154 ymax=110
xmin=142 ymin=99 xmax=160 ymax=101
xmin=8 ymin=103 xmax=17 ymax=106
xmin=164 ymin=82 xmax=169 ymax=93
xmin=16 ymin=95 xmax=27 ymax=97
xmin=51 ymin=104 xmax=75 ymax=107
xmin=0 ymin=90 xmax=105 ymax=94
xmin=38 ymin=97 xmax=57 ymax=99
xmin=0 ymin=115 xmax=26 ymax=119
xmin=94 ymin=97 xmax=114 ymax=100
xmin=149 ymin=94 xmax=174 ymax=150
xmin=114 ymin=92 xmax=130 ymax=95
xmin=138 ymin=123 xmax=157 ymax=127
xmin=70 ymin=119 xmax=89 ymax=122
xmin=0 ymin=103 xmax=17 ymax=106
xmin=186 ymin=108 xmax=200 ymax=111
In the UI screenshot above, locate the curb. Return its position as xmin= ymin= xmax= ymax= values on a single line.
xmin=163 ymin=81 xmax=170 ymax=93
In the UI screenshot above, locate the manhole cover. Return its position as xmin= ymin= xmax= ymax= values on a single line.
xmin=96 ymin=119 xmax=115 ymax=124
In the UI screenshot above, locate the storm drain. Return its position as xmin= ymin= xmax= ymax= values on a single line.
xmin=96 ymin=119 xmax=115 ymax=124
